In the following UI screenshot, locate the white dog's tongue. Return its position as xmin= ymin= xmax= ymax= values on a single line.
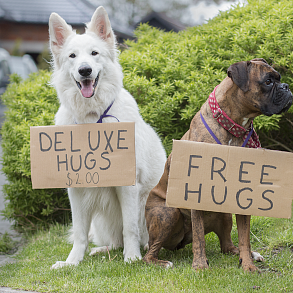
xmin=81 ymin=80 xmax=94 ymax=98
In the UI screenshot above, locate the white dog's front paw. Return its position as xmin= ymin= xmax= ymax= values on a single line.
xmin=51 ymin=261 xmax=77 ymax=269
xmin=251 ymin=251 xmax=264 ymax=262
xmin=124 ymin=252 xmax=142 ymax=263
xmin=89 ymin=246 xmax=109 ymax=256
xmin=143 ymin=243 xmax=149 ymax=251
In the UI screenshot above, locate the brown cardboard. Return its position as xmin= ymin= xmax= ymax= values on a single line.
xmin=30 ymin=122 xmax=136 ymax=189
xmin=166 ymin=140 xmax=293 ymax=218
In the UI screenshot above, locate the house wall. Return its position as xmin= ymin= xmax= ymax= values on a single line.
xmin=0 ymin=21 xmax=49 ymax=42
xmin=0 ymin=20 xmax=85 ymax=55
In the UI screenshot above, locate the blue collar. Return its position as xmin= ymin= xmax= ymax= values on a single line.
xmin=75 ymin=101 xmax=120 ymax=124
xmin=96 ymin=101 xmax=119 ymax=123
xmin=200 ymin=112 xmax=253 ymax=147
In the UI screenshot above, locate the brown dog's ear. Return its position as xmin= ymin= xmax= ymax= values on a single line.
xmin=227 ymin=61 xmax=251 ymax=93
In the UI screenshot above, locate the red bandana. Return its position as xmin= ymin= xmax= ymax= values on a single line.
xmin=208 ymin=86 xmax=261 ymax=148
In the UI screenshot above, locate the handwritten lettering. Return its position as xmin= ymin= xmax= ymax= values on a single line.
xmin=183 ymin=151 xmax=279 ymax=213
xmin=30 ymin=122 xmax=135 ymax=189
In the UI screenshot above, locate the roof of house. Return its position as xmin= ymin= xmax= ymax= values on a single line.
xmin=136 ymin=10 xmax=186 ymax=32
xmin=0 ymin=0 xmax=133 ymax=37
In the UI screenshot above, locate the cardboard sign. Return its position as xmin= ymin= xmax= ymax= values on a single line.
xmin=30 ymin=122 xmax=136 ymax=189
xmin=166 ymin=140 xmax=293 ymax=218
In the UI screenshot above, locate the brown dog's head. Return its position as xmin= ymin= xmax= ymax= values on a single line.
xmin=227 ymin=58 xmax=292 ymax=116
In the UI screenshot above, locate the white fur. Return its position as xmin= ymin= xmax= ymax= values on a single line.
xmin=49 ymin=7 xmax=166 ymax=269
xmin=165 ymin=261 xmax=174 ymax=269
xmin=242 ymin=117 xmax=249 ymax=127
xmin=251 ymin=251 xmax=264 ymax=262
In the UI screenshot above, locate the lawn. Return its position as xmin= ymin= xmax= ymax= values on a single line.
xmin=0 ymin=213 xmax=293 ymax=293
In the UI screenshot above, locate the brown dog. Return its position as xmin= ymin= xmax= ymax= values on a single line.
xmin=143 ymin=59 xmax=292 ymax=272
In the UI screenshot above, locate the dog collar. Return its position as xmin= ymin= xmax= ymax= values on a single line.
xmin=74 ymin=101 xmax=119 ymax=124
xmin=96 ymin=100 xmax=120 ymax=123
xmin=205 ymin=86 xmax=261 ymax=148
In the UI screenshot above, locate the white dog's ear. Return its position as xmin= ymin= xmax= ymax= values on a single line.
xmin=87 ymin=6 xmax=116 ymax=49
xmin=49 ymin=13 xmax=73 ymax=58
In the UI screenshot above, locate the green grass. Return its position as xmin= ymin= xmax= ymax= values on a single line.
xmin=0 ymin=214 xmax=293 ymax=293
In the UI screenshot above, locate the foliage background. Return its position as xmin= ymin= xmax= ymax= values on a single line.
xmin=1 ymin=73 xmax=70 ymax=230
xmin=120 ymin=0 xmax=293 ymax=154
xmin=1 ymin=0 xmax=293 ymax=229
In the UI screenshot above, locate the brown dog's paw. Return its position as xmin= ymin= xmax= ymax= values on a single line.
xmin=222 ymin=245 xmax=239 ymax=255
xmin=148 ymin=259 xmax=174 ymax=269
xmin=143 ymin=255 xmax=174 ymax=269
xmin=160 ymin=260 xmax=174 ymax=269
xmin=192 ymin=258 xmax=209 ymax=271
xmin=239 ymin=258 xmax=260 ymax=273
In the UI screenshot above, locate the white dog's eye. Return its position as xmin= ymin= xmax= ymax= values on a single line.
xmin=91 ymin=51 xmax=99 ymax=56
xmin=69 ymin=53 xmax=76 ymax=58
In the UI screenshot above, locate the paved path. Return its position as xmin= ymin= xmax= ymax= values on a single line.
xmin=0 ymin=136 xmax=21 ymax=267
xmin=0 ymin=100 xmax=52 ymax=292
xmin=0 ymin=136 xmax=11 ymax=234
xmin=0 ymin=102 xmax=20 ymax=267
xmin=0 ymin=288 xmax=37 ymax=293
xmin=0 ymin=103 xmax=35 ymax=292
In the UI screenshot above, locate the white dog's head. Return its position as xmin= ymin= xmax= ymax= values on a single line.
xmin=49 ymin=6 xmax=123 ymax=120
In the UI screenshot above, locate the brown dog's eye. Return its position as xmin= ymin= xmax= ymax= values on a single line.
xmin=69 ymin=53 xmax=76 ymax=58
xmin=91 ymin=51 xmax=98 ymax=56
xmin=265 ymin=79 xmax=272 ymax=85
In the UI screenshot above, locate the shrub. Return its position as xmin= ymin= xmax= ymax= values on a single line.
xmin=1 ymin=73 xmax=70 ymax=230
xmin=120 ymin=0 xmax=293 ymax=154
xmin=2 ymin=0 xmax=293 ymax=230
xmin=0 ymin=232 xmax=17 ymax=254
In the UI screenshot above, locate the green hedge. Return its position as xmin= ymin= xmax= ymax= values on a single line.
xmin=2 ymin=0 xmax=293 ymax=229
xmin=120 ymin=0 xmax=293 ymax=154
xmin=1 ymin=73 xmax=70 ymax=230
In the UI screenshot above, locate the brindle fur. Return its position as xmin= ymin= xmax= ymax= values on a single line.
xmin=143 ymin=59 xmax=293 ymax=272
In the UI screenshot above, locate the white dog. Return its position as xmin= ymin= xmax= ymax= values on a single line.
xmin=49 ymin=6 xmax=166 ymax=269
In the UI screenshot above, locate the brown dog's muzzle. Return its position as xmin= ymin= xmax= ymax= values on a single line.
xmin=261 ymin=82 xmax=292 ymax=116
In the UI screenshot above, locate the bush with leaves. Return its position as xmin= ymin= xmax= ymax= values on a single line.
xmin=120 ymin=0 xmax=293 ymax=154
xmin=1 ymin=73 xmax=70 ymax=230
xmin=2 ymin=0 xmax=293 ymax=230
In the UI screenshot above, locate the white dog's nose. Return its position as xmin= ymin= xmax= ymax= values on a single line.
xmin=79 ymin=63 xmax=92 ymax=77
